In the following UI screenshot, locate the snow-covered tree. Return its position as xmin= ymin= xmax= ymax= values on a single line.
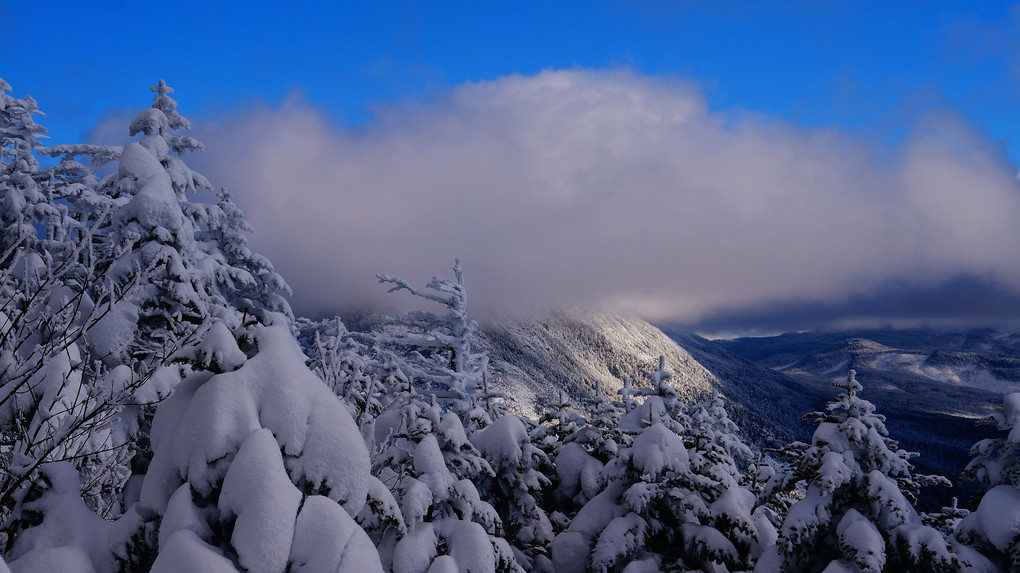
xmin=0 ymin=77 xmax=58 ymax=265
xmin=756 ymin=370 xmax=960 ymax=573
xmin=553 ymin=357 xmax=771 ymax=573
xmin=474 ymin=415 xmax=555 ymax=572
xmin=0 ymin=81 xmax=146 ymax=533
xmin=546 ymin=383 xmax=623 ymax=519
xmin=540 ymin=391 xmax=587 ymax=448
xmin=0 ymin=79 xmax=302 ymax=559
xmin=374 ymin=260 xmax=491 ymax=418
xmin=84 ymin=80 xmax=217 ymax=366
xmin=368 ymin=384 xmax=521 ymax=573
xmin=194 ymin=188 xmax=292 ymax=320
xmin=954 ymin=388 xmax=1020 ymax=571
xmin=687 ymin=393 xmax=755 ymax=500
xmin=298 ymin=317 xmax=384 ymax=430
xmin=962 ymin=388 xmax=1020 ymax=489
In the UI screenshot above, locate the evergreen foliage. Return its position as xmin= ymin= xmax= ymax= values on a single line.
xmin=954 ymin=389 xmax=1020 ymax=571
xmin=756 ymin=370 xmax=960 ymax=573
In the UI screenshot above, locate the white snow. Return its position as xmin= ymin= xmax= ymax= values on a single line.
xmin=392 ymin=524 xmax=440 ymax=573
xmin=631 ymin=422 xmax=689 ymax=477
xmin=150 ymin=530 xmax=238 ymax=573
xmin=9 ymin=546 xmax=96 ymax=573
xmin=957 ymin=484 xmax=1020 ymax=554
xmin=128 ymin=108 xmax=169 ymax=138
xmin=194 ymin=321 xmax=246 ymax=372
xmin=218 ymin=428 xmax=302 ymax=573
xmin=592 ymin=513 xmax=647 ymax=572
xmin=472 ymin=415 xmax=527 ymax=464
xmin=555 ymin=442 xmax=604 ymax=503
xmin=140 ymin=322 xmax=371 ymax=517
xmin=289 ymin=495 xmax=384 ymax=573
xmin=116 ymin=141 xmax=164 ymax=182
xmin=835 ymin=509 xmax=884 ymax=572
xmin=158 ymin=484 xmax=212 ymax=550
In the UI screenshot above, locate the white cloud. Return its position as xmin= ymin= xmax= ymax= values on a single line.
xmin=177 ymin=69 xmax=1020 ymax=323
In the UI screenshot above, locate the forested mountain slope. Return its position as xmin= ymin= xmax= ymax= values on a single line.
xmin=481 ymin=313 xmax=817 ymax=450
xmin=677 ymin=328 xmax=1019 ymax=501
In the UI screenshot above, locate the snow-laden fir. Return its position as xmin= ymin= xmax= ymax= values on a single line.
xmin=1 ymin=78 xmax=1019 ymax=572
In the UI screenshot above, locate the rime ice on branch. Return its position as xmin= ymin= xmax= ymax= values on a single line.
xmin=374 ymin=260 xmax=492 ymax=419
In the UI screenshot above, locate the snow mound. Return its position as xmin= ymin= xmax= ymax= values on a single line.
xmin=140 ymin=321 xmax=371 ymax=516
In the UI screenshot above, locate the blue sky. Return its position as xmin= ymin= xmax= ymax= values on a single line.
xmin=5 ymin=1 xmax=1019 ymax=160
xmin=4 ymin=1 xmax=1020 ymax=332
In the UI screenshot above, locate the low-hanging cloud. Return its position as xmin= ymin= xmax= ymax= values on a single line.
xmin=181 ymin=69 xmax=1020 ymax=326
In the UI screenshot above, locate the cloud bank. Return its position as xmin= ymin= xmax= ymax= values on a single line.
xmin=181 ymin=69 xmax=1020 ymax=328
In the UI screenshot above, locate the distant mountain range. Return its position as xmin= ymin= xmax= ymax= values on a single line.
xmin=479 ymin=314 xmax=1017 ymax=509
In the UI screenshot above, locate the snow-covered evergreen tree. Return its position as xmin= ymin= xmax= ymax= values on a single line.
xmin=0 ymin=81 xmax=144 ymax=533
xmin=374 ymin=260 xmax=491 ymax=418
xmin=0 ymin=79 xmax=301 ymax=560
xmin=194 ymin=188 xmax=292 ymax=320
xmin=756 ymin=370 xmax=960 ymax=573
xmin=553 ymin=357 xmax=770 ymax=573
xmin=954 ymin=388 xmax=1020 ymax=571
xmin=86 ymin=80 xmax=217 ymax=366
xmin=0 ymin=77 xmax=58 ymax=265
xmin=688 ymin=393 xmax=754 ymax=501
xmin=4 ymin=319 xmax=386 ymax=572
xmin=368 ymin=383 xmax=520 ymax=573
xmin=473 ymin=415 xmax=555 ymax=572
xmin=546 ymin=383 xmax=623 ymax=520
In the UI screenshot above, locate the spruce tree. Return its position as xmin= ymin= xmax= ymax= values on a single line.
xmin=553 ymin=357 xmax=769 ymax=572
xmin=369 ymin=385 xmax=521 ymax=573
xmin=474 ymin=415 xmax=555 ymax=572
xmin=0 ymin=77 xmax=56 ymax=265
xmin=756 ymin=371 xmax=960 ymax=573
xmin=373 ymin=260 xmax=490 ymax=419
xmin=954 ymin=388 xmax=1020 ymax=571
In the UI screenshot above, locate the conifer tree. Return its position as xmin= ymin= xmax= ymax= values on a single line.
xmin=374 ymin=260 xmax=490 ymax=418
xmin=369 ymin=384 xmax=521 ymax=573
xmin=553 ymin=357 xmax=770 ymax=573
xmin=0 ymin=77 xmax=57 ymax=265
xmin=0 ymin=81 xmax=146 ymax=532
xmin=954 ymin=388 xmax=1020 ymax=571
xmin=547 ymin=383 xmax=624 ymax=519
xmin=87 ymin=80 xmax=216 ymax=366
xmin=473 ymin=415 xmax=555 ymax=572
xmin=195 ymin=189 xmax=292 ymax=320
xmin=756 ymin=371 xmax=960 ymax=573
